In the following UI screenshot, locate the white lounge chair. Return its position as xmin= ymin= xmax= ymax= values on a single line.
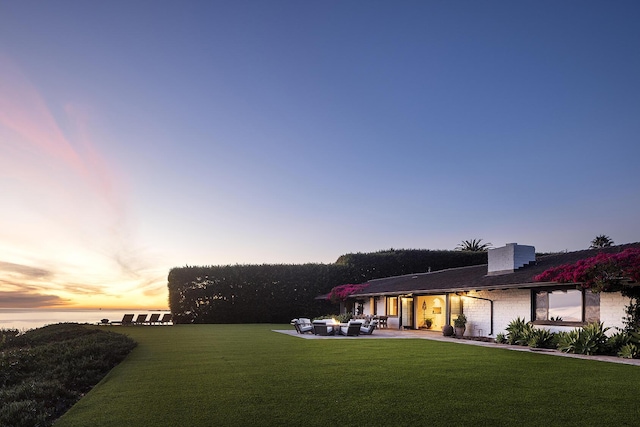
xmin=293 ymin=318 xmax=313 ymax=334
xmin=360 ymin=320 xmax=377 ymax=335
xmin=339 ymin=320 xmax=362 ymax=336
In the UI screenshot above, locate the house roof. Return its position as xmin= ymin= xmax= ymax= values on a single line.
xmin=349 ymin=243 xmax=640 ymax=298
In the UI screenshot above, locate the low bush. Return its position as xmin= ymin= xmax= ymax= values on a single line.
xmin=0 ymin=323 xmax=136 ymax=427
xmin=314 ymin=312 xmax=353 ymax=323
xmin=605 ymin=331 xmax=630 ymax=355
xmin=527 ymin=328 xmax=557 ymax=349
xmin=0 ymin=328 xmax=20 ymax=347
xmin=616 ymin=329 xmax=640 ymax=358
xmin=505 ymin=317 xmax=534 ymax=346
xmin=557 ymin=322 xmax=609 ymax=355
xmin=618 ymin=343 xmax=640 ymax=359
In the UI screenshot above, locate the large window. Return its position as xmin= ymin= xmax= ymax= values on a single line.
xmin=387 ymin=297 xmax=398 ymax=316
xmin=534 ymin=288 xmax=599 ymax=324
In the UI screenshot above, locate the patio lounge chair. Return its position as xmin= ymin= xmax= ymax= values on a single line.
xmin=293 ymin=318 xmax=313 ymax=334
xmin=340 ymin=321 xmax=362 ymax=336
xmin=159 ymin=313 xmax=172 ymax=324
xmin=110 ymin=314 xmax=134 ymax=325
xmin=147 ymin=313 xmax=161 ymax=325
xmin=133 ymin=314 xmax=147 ymax=324
xmin=360 ymin=320 xmax=377 ymax=335
xmin=312 ymin=320 xmax=335 ymax=336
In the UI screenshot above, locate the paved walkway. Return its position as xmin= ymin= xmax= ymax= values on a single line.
xmin=273 ymin=327 xmax=640 ymax=367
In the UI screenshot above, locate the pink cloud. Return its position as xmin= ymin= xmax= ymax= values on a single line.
xmin=0 ymin=56 xmax=83 ymax=172
xmin=0 ymin=54 xmax=124 ymax=213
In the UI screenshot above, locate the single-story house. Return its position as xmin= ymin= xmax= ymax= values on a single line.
xmin=343 ymin=242 xmax=640 ymax=337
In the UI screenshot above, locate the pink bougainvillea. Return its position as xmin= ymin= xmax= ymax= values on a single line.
xmin=329 ymin=283 xmax=370 ymax=302
xmin=534 ymin=248 xmax=640 ymax=292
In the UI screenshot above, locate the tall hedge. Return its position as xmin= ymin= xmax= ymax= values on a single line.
xmin=168 ymin=249 xmax=487 ymax=324
xmin=168 ymin=264 xmax=346 ymax=324
xmin=336 ymin=249 xmax=488 ymax=281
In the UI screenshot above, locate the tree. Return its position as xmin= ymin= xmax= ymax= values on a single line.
xmin=456 ymin=239 xmax=492 ymax=252
xmin=590 ymin=235 xmax=614 ymax=249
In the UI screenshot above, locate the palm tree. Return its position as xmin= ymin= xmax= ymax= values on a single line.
xmin=590 ymin=235 xmax=614 ymax=249
xmin=456 ymin=239 xmax=492 ymax=252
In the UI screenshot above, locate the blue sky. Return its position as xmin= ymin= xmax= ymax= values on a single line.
xmin=1 ymin=1 xmax=639 ymax=308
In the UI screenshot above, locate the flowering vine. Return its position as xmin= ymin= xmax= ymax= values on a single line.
xmin=329 ymin=283 xmax=370 ymax=303
xmin=534 ymin=248 xmax=640 ymax=292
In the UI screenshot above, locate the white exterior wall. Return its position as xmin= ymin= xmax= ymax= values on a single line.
xmin=360 ymin=297 xmax=386 ymax=317
xmin=463 ymin=289 xmax=531 ymax=337
xmin=463 ymin=289 xmax=630 ymax=337
xmin=361 ymin=299 xmax=371 ymax=315
xmin=600 ymin=291 xmax=630 ymax=332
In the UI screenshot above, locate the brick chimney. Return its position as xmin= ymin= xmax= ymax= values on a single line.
xmin=487 ymin=243 xmax=536 ymax=275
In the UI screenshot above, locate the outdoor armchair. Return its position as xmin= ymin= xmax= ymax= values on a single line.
xmin=294 ymin=318 xmax=313 ymax=334
xmin=340 ymin=320 xmax=362 ymax=336
xmin=312 ymin=320 xmax=335 ymax=336
xmin=360 ymin=320 xmax=377 ymax=335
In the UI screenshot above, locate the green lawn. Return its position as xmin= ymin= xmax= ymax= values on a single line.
xmin=55 ymin=324 xmax=640 ymax=427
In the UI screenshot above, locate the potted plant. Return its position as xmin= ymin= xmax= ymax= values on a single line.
xmin=424 ymin=318 xmax=433 ymax=329
xmin=454 ymin=313 xmax=467 ymax=338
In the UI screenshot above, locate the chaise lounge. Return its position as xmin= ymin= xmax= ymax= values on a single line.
xmin=110 ymin=314 xmax=134 ymax=325
xmin=133 ymin=314 xmax=148 ymax=325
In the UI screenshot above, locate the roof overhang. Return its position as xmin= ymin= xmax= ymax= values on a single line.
xmin=348 ymin=281 xmax=585 ymax=298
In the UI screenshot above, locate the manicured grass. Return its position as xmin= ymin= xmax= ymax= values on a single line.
xmin=56 ymin=324 xmax=640 ymax=427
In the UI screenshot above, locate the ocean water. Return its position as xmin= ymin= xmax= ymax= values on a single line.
xmin=0 ymin=308 xmax=172 ymax=331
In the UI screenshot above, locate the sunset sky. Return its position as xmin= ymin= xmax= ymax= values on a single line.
xmin=1 ymin=1 xmax=639 ymax=309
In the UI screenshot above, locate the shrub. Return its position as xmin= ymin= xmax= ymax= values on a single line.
xmin=557 ymin=322 xmax=609 ymax=355
xmin=618 ymin=343 xmax=640 ymax=359
xmin=556 ymin=330 xmax=579 ymax=353
xmin=527 ymin=328 xmax=557 ymax=349
xmin=616 ymin=329 xmax=640 ymax=358
xmin=314 ymin=313 xmax=353 ymax=323
xmin=454 ymin=313 xmax=467 ymax=328
xmin=495 ymin=332 xmax=507 ymax=344
xmin=605 ymin=331 xmax=631 ymax=355
xmin=505 ymin=317 xmax=534 ymax=346
xmin=0 ymin=324 xmax=136 ymax=427
xmin=0 ymin=328 xmax=20 ymax=348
